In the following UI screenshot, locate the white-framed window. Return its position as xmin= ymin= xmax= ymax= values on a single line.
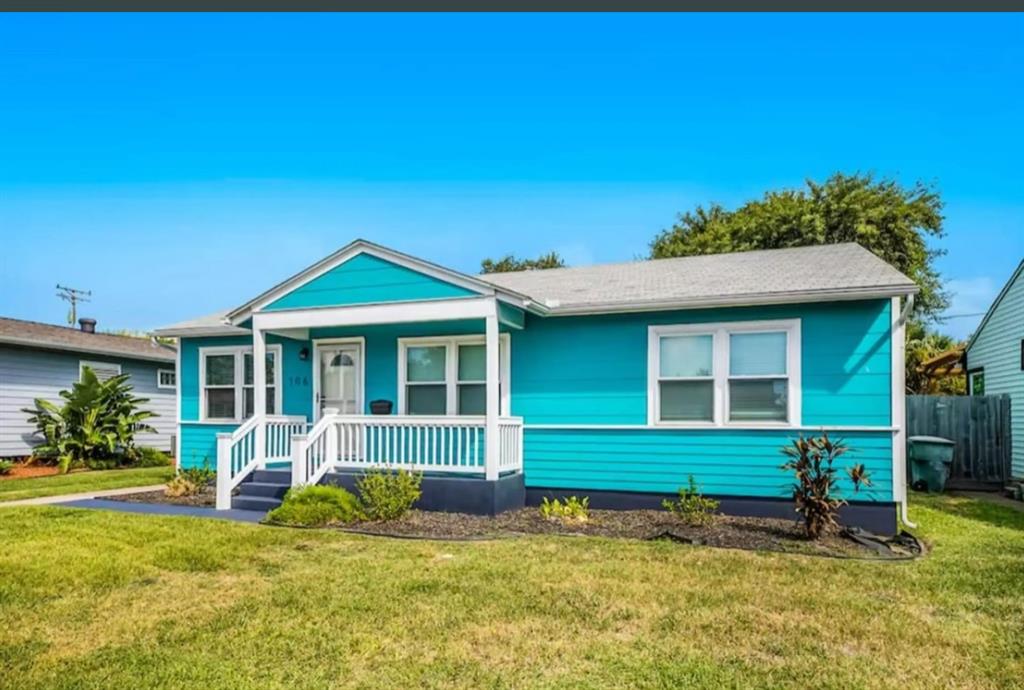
xmin=398 ymin=335 xmax=510 ymax=416
xmin=199 ymin=345 xmax=282 ymax=422
xmin=968 ymin=369 xmax=985 ymax=396
xmin=648 ymin=319 xmax=801 ymax=427
xmin=157 ymin=369 xmax=176 ymax=389
xmin=80 ymin=360 xmax=122 ymax=382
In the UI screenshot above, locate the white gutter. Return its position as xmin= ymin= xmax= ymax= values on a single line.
xmin=895 ymin=293 xmax=917 ymax=529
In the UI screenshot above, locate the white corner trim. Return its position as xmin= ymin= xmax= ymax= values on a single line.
xmin=197 ymin=343 xmax=282 ymax=423
xmin=891 ymin=296 xmax=907 ymax=505
xmin=647 ymin=318 xmax=802 ymax=429
xmin=396 ymin=333 xmax=511 ymax=416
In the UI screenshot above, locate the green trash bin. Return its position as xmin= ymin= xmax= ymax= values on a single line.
xmin=908 ymin=436 xmax=956 ymax=493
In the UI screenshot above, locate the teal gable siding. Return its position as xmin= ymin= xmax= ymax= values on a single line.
xmin=264 ymin=253 xmax=477 ymax=311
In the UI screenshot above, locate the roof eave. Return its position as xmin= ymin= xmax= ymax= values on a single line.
xmin=539 ymin=284 xmax=919 ymax=317
xmin=0 ymin=335 xmax=176 ymax=363
xmin=152 ymin=325 xmax=250 ymax=338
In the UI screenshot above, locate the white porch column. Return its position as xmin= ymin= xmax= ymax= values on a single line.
xmin=253 ymin=325 xmax=267 ymax=466
xmin=484 ymin=302 xmax=500 ymax=481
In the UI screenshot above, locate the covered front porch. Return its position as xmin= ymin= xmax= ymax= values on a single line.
xmin=213 ymin=295 xmax=526 ymax=511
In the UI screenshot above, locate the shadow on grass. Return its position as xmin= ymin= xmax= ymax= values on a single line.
xmin=916 ymin=492 xmax=1024 ymax=532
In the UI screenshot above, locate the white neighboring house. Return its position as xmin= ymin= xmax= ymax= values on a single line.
xmin=0 ymin=316 xmax=177 ymax=458
xmin=965 ymin=259 xmax=1024 ymax=478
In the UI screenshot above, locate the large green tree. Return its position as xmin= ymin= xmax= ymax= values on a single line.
xmin=481 ymin=251 xmax=565 ymax=274
xmin=649 ymin=173 xmax=948 ymax=319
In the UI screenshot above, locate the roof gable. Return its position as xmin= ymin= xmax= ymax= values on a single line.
xmin=264 ymin=252 xmax=477 ymax=311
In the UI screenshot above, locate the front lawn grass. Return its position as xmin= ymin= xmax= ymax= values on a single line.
xmin=0 ymin=466 xmax=174 ymax=502
xmin=0 ymin=494 xmax=1022 ymax=689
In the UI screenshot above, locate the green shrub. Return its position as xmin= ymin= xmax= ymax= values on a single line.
xmin=0 ymin=460 xmax=14 ymax=476
xmin=662 ymin=475 xmax=719 ymax=526
xmin=266 ymin=484 xmax=362 ymax=527
xmin=355 ymin=469 xmax=422 ymax=521
xmin=539 ymin=495 xmax=590 ymax=523
xmin=133 ymin=447 xmax=173 ymax=468
xmin=179 ymin=462 xmax=216 ymax=487
xmin=781 ymin=433 xmax=871 ymax=540
xmin=21 ymin=367 xmax=156 ymax=473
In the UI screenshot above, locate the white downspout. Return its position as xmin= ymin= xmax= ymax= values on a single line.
xmin=894 ymin=293 xmax=917 ymax=529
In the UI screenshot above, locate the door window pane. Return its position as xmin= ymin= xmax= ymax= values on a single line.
xmin=659 ymin=380 xmax=714 ymax=421
xmin=730 ymin=332 xmax=787 ymax=376
xmin=407 ymin=346 xmax=446 ymax=382
xmin=206 ymin=388 xmax=235 ymax=419
xmin=407 ymin=385 xmax=447 ymax=415
xmin=206 ymin=355 xmax=234 ymax=385
xmin=458 ymin=344 xmax=486 ymax=381
xmin=660 ymin=335 xmax=713 ymax=377
xmin=457 ymin=383 xmax=485 ymax=415
xmin=729 ymin=379 xmax=788 ymax=421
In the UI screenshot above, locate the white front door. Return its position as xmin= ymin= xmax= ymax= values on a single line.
xmin=316 ymin=343 xmax=363 ymax=419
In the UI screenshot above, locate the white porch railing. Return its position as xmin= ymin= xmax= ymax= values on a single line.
xmin=216 ymin=415 xmax=308 ymax=509
xmin=291 ymin=414 xmax=525 ymax=487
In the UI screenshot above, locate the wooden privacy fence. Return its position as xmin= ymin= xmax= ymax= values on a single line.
xmin=906 ymin=395 xmax=1012 ymax=488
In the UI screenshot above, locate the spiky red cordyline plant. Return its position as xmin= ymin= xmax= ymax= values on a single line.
xmin=780 ymin=433 xmax=871 ymax=540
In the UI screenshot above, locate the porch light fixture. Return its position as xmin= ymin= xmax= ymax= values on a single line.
xmin=299 ymin=347 xmax=309 ymax=361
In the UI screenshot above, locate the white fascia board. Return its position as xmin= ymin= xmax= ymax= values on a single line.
xmin=152 ymin=325 xmax=251 ymax=337
xmin=251 ymin=296 xmax=499 ymax=331
xmin=226 ymin=240 xmax=533 ymax=326
xmin=538 ymin=285 xmax=919 ymax=317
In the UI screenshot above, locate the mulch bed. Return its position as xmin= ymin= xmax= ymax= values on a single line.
xmin=340 ymin=509 xmax=916 ymax=559
xmin=108 ymin=487 xmax=216 ymax=508
xmin=107 ymin=488 xmax=919 ymax=559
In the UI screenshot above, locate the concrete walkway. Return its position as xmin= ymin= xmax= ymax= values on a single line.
xmin=0 ymin=484 xmax=168 ymax=507
xmin=56 ymin=498 xmax=267 ymax=523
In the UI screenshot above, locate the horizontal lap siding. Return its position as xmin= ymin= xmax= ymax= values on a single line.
xmin=523 ymin=429 xmax=894 ymax=500
xmin=512 ymin=300 xmax=894 ymax=501
xmin=966 ymin=267 xmax=1024 ymax=477
xmin=265 ymin=254 xmax=475 ymax=310
xmin=179 ymin=424 xmax=235 ymax=469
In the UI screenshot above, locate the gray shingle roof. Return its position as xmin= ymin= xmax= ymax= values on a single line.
xmin=480 ymin=243 xmax=917 ymax=313
xmin=0 ymin=317 xmax=176 ymax=362
xmin=153 ymin=310 xmax=249 ymax=337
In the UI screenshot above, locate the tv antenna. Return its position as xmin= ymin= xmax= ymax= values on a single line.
xmin=56 ymin=284 xmax=91 ymax=325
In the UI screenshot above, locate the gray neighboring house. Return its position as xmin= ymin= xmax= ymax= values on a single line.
xmin=0 ymin=316 xmax=177 ymax=458
xmin=965 ymin=259 xmax=1024 ymax=478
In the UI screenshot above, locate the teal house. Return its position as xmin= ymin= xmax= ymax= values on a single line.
xmin=156 ymin=240 xmax=918 ymax=532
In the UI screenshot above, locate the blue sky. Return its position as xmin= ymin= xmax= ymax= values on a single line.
xmin=1 ymin=13 xmax=1021 ymax=339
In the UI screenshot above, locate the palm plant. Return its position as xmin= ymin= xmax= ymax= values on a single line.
xmin=23 ymin=367 xmax=156 ymax=473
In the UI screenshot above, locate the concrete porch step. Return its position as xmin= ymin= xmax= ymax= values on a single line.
xmin=238 ymin=481 xmax=290 ymax=499
xmin=250 ymin=469 xmax=292 ymax=484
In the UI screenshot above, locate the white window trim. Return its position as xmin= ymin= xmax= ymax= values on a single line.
xmin=397 ymin=334 xmax=511 ymax=416
xmin=968 ymin=369 xmax=984 ymax=397
xmin=157 ymin=368 xmax=176 ymax=389
xmin=79 ymin=360 xmax=122 ymax=382
xmin=647 ymin=319 xmax=801 ymax=428
xmin=198 ymin=344 xmax=283 ymax=423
